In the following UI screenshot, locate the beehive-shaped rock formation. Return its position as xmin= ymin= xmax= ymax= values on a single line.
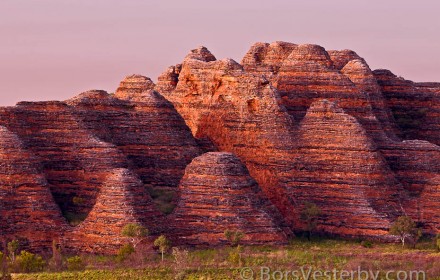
xmin=0 ymin=102 xmax=128 ymax=218
xmin=66 ymin=169 xmax=163 ymax=254
xmin=0 ymin=126 xmax=67 ymax=251
xmin=290 ymin=100 xmax=402 ymax=237
xmin=67 ymin=84 xmax=201 ymax=190
xmin=170 ymin=152 xmax=289 ymax=246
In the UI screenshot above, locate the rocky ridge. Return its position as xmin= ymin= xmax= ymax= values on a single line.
xmin=1 ymin=41 xmax=439 ymax=254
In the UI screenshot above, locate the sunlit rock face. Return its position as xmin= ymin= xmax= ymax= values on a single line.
xmin=1 ymin=41 xmax=440 ymax=253
xmin=158 ymin=42 xmax=440 ymax=236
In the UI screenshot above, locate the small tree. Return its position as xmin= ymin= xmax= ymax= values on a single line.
xmin=154 ymin=235 xmax=171 ymax=262
xmin=121 ymin=223 xmax=149 ymax=249
xmin=224 ymin=230 xmax=244 ymax=247
xmin=300 ymin=202 xmax=322 ymax=241
xmin=389 ymin=216 xmax=418 ymax=247
xmin=7 ymin=240 xmax=19 ymax=263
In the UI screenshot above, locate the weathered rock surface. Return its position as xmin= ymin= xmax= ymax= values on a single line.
xmin=1 ymin=41 xmax=440 ymax=253
xmin=158 ymin=46 xmax=298 ymax=230
xmin=159 ymin=43 xmax=440 ymax=236
xmin=170 ymin=152 xmax=289 ymax=246
xmin=67 ymin=83 xmax=201 ymax=190
xmin=0 ymin=102 xmax=128 ymax=218
xmin=373 ymin=69 xmax=440 ymax=144
xmin=65 ymin=168 xmax=163 ymax=254
xmin=0 ymin=126 xmax=67 ymax=251
xmin=291 ymin=100 xmax=402 ymax=237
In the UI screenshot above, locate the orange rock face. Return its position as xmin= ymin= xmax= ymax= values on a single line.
xmin=0 ymin=101 xmax=128 ymax=218
xmin=0 ymin=126 xmax=67 ymax=251
xmin=169 ymin=152 xmax=290 ymax=246
xmin=1 ymin=41 xmax=440 ymax=253
xmin=158 ymin=42 xmax=440 ymax=237
xmin=65 ymin=169 xmax=163 ymax=254
xmin=291 ymin=100 xmax=402 ymax=237
xmin=67 ymin=84 xmax=201 ymax=190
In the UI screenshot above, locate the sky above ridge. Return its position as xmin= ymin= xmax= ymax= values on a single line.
xmin=0 ymin=0 xmax=439 ymax=106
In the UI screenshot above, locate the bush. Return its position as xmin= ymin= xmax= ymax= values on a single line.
xmin=360 ymin=240 xmax=373 ymax=248
xmin=117 ymin=244 xmax=135 ymax=262
xmin=13 ymin=250 xmax=46 ymax=273
xmin=224 ymin=230 xmax=244 ymax=247
xmin=66 ymin=256 xmax=86 ymax=271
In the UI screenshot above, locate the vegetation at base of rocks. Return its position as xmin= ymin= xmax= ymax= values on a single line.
xmin=11 ymin=251 xmax=46 ymax=273
xmin=224 ymin=230 xmax=244 ymax=247
xmin=10 ymin=237 xmax=440 ymax=280
xmin=6 ymin=241 xmax=19 ymax=264
xmin=300 ymin=201 xmax=322 ymax=241
xmin=389 ymin=216 xmax=422 ymax=247
xmin=146 ymin=186 xmax=177 ymax=215
xmin=153 ymin=235 xmax=171 ymax=262
xmin=66 ymin=256 xmax=85 ymax=271
xmin=121 ymin=223 xmax=149 ymax=249
xmin=360 ymin=240 xmax=373 ymax=248
xmin=61 ymin=211 xmax=88 ymax=226
xmin=116 ymin=244 xmax=135 ymax=262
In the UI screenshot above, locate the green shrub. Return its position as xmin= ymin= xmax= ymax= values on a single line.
xmin=14 ymin=250 xmax=46 ymax=273
xmin=146 ymin=187 xmax=177 ymax=215
xmin=117 ymin=243 xmax=135 ymax=262
xmin=224 ymin=230 xmax=244 ymax=247
xmin=67 ymin=256 xmax=85 ymax=271
xmin=361 ymin=240 xmax=373 ymax=248
xmin=62 ymin=211 xmax=88 ymax=226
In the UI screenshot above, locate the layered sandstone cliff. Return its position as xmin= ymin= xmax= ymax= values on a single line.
xmin=65 ymin=168 xmax=163 ymax=254
xmin=157 ymin=42 xmax=440 ymax=236
xmin=1 ymin=41 xmax=440 ymax=254
xmin=170 ymin=152 xmax=289 ymax=246
xmin=0 ymin=126 xmax=67 ymax=251
xmin=0 ymin=102 xmax=128 ymax=220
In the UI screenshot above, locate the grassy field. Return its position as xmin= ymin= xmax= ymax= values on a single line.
xmin=9 ymin=238 xmax=440 ymax=280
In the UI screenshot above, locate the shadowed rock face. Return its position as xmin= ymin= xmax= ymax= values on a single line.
xmin=67 ymin=84 xmax=202 ymax=190
xmin=170 ymin=152 xmax=290 ymax=246
xmin=0 ymin=126 xmax=67 ymax=251
xmin=373 ymin=69 xmax=440 ymax=144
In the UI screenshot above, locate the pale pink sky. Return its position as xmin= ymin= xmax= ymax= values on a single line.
xmin=1 ymin=0 xmax=439 ymax=106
